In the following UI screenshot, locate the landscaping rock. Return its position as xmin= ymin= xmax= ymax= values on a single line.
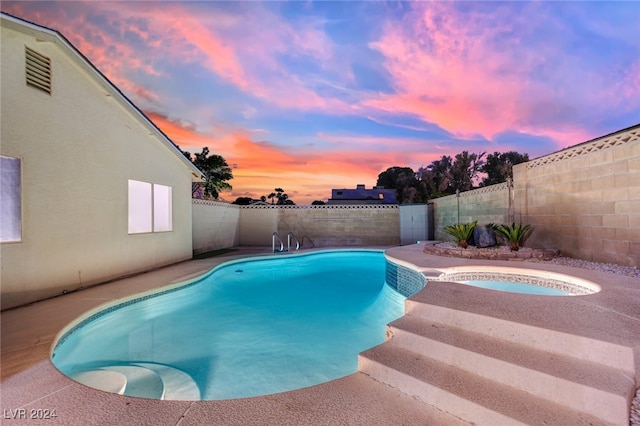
xmin=473 ymin=224 xmax=496 ymax=248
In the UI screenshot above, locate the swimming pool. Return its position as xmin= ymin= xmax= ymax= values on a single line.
xmin=52 ymin=250 xmax=405 ymax=400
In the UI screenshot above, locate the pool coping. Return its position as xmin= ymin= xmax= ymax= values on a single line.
xmin=2 ymin=244 xmax=639 ymax=425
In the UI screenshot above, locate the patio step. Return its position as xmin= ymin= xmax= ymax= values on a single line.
xmin=405 ymin=282 xmax=636 ymax=373
xmin=358 ymin=284 xmax=636 ymax=425
xmin=386 ymin=315 xmax=633 ymax=423
xmin=359 ymin=343 xmax=615 ymax=426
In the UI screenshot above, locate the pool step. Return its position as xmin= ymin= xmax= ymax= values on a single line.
xmin=69 ymin=369 xmax=127 ymax=395
xmin=133 ymin=363 xmax=200 ymax=400
xmin=69 ymin=363 xmax=199 ymax=400
xmin=100 ymin=365 xmax=165 ymax=399
xmin=358 ymin=282 xmax=637 ymax=425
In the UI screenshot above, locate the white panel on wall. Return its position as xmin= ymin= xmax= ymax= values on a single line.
xmin=128 ymin=179 xmax=152 ymax=234
xmin=153 ymin=184 xmax=172 ymax=232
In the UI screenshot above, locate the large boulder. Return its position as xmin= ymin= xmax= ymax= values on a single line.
xmin=473 ymin=224 xmax=496 ymax=248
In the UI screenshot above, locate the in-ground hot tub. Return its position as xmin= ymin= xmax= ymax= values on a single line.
xmin=432 ymin=266 xmax=601 ymax=296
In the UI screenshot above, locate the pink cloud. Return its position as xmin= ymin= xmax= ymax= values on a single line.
xmin=133 ymin=85 xmax=161 ymax=105
xmin=366 ymin=2 xmax=532 ymax=140
xmin=364 ymin=2 xmax=636 ymax=150
xmin=145 ymin=7 xmax=251 ymax=91
xmin=136 ymin=4 xmax=352 ymax=112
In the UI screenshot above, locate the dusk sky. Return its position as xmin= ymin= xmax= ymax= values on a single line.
xmin=3 ymin=1 xmax=639 ymax=204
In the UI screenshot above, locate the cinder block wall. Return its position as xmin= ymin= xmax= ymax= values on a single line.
xmin=237 ymin=206 xmax=279 ymax=246
xmin=432 ymin=183 xmax=510 ymax=242
xmin=514 ymin=127 xmax=639 ymax=266
xmin=429 ymin=126 xmax=638 ymax=267
xmin=194 ymin=204 xmax=400 ymax=250
xmin=192 ymin=200 xmax=240 ymax=254
xmin=277 ymin=205 xmax=400 ymax=247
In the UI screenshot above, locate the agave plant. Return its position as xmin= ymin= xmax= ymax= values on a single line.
xmin=493 ymin=222 xmax=533 ymax=251
xmin=443 ymin=221 xmax=477 ymax=248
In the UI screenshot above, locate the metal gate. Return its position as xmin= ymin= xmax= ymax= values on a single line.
xmin=399 ymin=204 xmax=432 ymax=245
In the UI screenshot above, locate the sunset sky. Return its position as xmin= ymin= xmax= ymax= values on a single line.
xmin=3 ymin=1 xmax=639 ymax=204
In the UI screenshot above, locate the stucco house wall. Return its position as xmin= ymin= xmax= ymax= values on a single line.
xmin=1 ymin=15 xmax=202 ymax=310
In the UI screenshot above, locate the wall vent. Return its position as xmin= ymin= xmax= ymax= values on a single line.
xmin=25 ymin=46 xmax=51 ymax=94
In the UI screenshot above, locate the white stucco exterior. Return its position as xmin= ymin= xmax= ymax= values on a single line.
xmin=0 ymin=14 xmax=203 ymax=310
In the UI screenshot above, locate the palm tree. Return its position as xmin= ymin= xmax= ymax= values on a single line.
xmin=266 ymin=188 xmax=294 ymax=205
xmin=264 ymin=188 xmax=295 ymax=205
xmin=275 ymin=188 xmax=288 ymax=205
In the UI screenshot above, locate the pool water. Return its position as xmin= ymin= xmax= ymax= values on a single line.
xmin=52 ymin=251 xmax=406 ymax=400
xmin=460 ymin=280 xmax=569 ymax=296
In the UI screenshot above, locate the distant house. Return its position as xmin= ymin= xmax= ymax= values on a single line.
xmin=0 ymin=13 xmax=203 ymax=310
xmin=327 ymin=184 xmax=397 ymax=205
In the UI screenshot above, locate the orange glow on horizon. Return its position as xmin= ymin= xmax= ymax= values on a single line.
xmin=148 ymin=113 xmax=457 ymax=204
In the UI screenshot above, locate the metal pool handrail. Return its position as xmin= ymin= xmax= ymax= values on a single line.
xmin=272 ymin=232 xmax=284 ymax=253
xmin=287 ymin=232 xmax=300 ymax=252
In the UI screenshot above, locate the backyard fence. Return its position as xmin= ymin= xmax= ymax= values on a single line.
xmin=192 ymin=203 xmax=401 ymax=253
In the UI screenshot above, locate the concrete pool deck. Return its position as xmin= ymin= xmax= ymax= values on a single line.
xmin=1 ymin=244 xmax=638 ymax=425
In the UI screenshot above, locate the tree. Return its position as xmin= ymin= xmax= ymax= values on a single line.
xmin=376 ymin=166 xmax=426 ymax=203
xmin=417 ymin=156 xmax=454 ymax=198
xmin=480 ymin=151 xmax=529 ymax=186
xmin=417 ymin=151 xmax=485 ymax=197
xmin=449 ymin=151 xmax=486 ymax=192
xmin=181 ymin=147 xmax=233 ymax=199
xmin=267 ymin=191 xmax=276 ymax=205
xmin=311 ymin=200 xmax=326 ymax=205
xmin=266 ymin=188 xmax=295 ymax=205
xmin=232 ymin=197 xmax=253 ymax=205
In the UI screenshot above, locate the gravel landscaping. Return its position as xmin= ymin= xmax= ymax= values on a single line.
xmin=432 ymin=241 xmax=640 ymax=278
